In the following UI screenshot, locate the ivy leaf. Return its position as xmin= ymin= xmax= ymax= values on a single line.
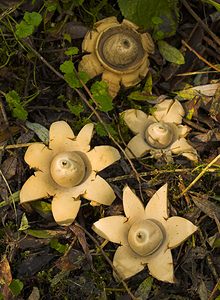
xmin=158 ymin=40 xmax=185 ymax=64
xmin=118 ymin=0 xmax=179 ymax=38
xmin=15 ymin=12 xmax=42 ymax=38
xmin=91 ymin=81 xmax=113 ymax=112
xmin=60 ymin=60 xmax=74 ymax=74
xmin=60 ymin=60 xmax=90 ymax=89
xmin=15 ymin=21 xmax=34 ymax=38
xmin=78 ymin=71 xmax=90 ymax=85
xmin=45 ymin=0 xmax=58 ymax=12
xmin=67 ymin=101 xmax=84 ymax=116
xmin=95 ymin=122 xmax=117 ymax=137
xmin=23 ymin=12 xmax=42 ymax=27
xmin=5 ymin=90 xmax=28 ymax=121
xmin=65 ymin=47 xmax=79 ymax=56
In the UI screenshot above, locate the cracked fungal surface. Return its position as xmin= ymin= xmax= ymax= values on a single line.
xmin=79 ymin=16 xmax=154 ymax=97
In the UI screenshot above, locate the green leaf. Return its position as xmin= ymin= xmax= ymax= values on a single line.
xmin=23 ymin=12 xmax=42 ymax=27
xmin=158 ymin=40 xmax=185 ymax=64
xmin=18 ymin=213 xmax=30 ymax=231
xmin=118 ymin=0 xmax=179 ymax=38
xmin=31 ymin=200 xmax=52 ymax=217
xmin=45 ymin=0 xmax=58 ymax=12
xmin=64 ymin=73 xmax=81 ymax=89
xmin=9 ymin=279 xmax=23 ymax=296
xmin=50 ymin=238 xmax=68 ymax=254
xmin=5 ymin=90 xmax=28 ymax=121
xmin=60 ymin=60 xmax=90 ymax=88
xmin=95 ymin=122 xmax=117 ymax=137
xmin=15 ymin=21 xmax=34 ymax=38
xmin=63 ymin=33 xmax=71 ymax=43
xmin=27 ymin=229 xmax=60 ymax=239
xmin=135 ymin=276 xmax=153 ymax=299
xmin=15 ymin=12 xmax=42 ymax=38
xmin=67 ymin=101 xmax=84 ymax=116
xmin=73 ymin=0 xmax=85 ymax=6
xmin=64 ymin=71 xmax=90 ymax=89
xmin=91 ymin=81 xmax=113 ymax=112
xmin=202 ymin=0 xmax=220 ymax=11
xmin=25 ymin=121 xmax=49 ymax=144
xmin=65 ymin=47 xmax=79 ymax=56
xmin=60 ymin=60 xmax=74 ymax=74
xmin=78 ymin=71 xmax=90 ymax=85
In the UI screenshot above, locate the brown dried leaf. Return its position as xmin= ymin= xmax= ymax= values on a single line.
xmin=0 ymin=126 xmax=20 ymax=144
xmin=184 ymin=96 xmax=201 ymax=119
xmin=70 ymin=224 xmax=92 ymax=264
xmin=55 ymin=249 xmax=85 ymax=271
xmin=210 ymin=85 xmax=220 ymax=122
xmin=1 ymin=156 xmax=17 ymax=181
xmin=28 ymin=287 xmax=40 ymax=300
xmin=193 ymin=129 xmax=217 ymax=143
xmin=0 ymin=256 xmax=13 ymax=300
xmin=191 ymin=194 xmax=220 ymax=220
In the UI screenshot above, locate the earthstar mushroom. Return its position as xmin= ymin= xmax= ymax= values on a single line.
xmin=79 ymin=16 xmax=154 ymax=97
xmin=122 ymin=99 xmax=198 ymax=161
xmin=20 ymin=121 xmax=121 ymax=226
xmin=93 ymin=184 xmax=198 ymax=282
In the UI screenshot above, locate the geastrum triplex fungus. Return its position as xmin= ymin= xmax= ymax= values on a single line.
xmin=79 ymin=16 xmax=154 ymax=97
xmin=20 ymin=121 xmax=120 ymax=226
xmin=93 ymin=184 xmax=197 ymax=282
xmin=122 ymin=99 xmax=198 ymax=161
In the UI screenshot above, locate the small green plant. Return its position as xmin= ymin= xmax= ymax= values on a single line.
xmin=5 ymin=90 xmax=28 ymax=121
xmin=90 ymin=81 xmax=113 ymax=112
xmin=158 ymin=40 xmax=185 ymax=64
xmin=15 ymin=11 xmax=42 ymax=38
xmin=9 ymin=279 xmax=24 ymax=297
xmin=118 ymin=0 xmax=179 ymax=39
xmin=60 ymin=60 xmax=90 ymax=89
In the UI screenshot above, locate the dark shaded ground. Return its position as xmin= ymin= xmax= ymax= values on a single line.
xmin=0 ymin=0 xmax=220 ymax=299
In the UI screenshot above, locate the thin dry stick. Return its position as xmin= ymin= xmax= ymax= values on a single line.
xmin=177 ymin=153 xmax=220 ymax=199
xmin=182 ymin=0 xmax=220 ymax=47
xmin=74 ymin=75 xmax=141 ymax=184
xmin=0 ymin=143 xmax=34 ymax=151
xmin=107 ymin=166 xmax=219 ymax=182
xmin=208 ymin=277 xmax=220 ymax=300
xmin=182 ymin=40 xmax=220 ymax=72
xmin=75 ymin=222 xmax=137 ymax=300
xmin=23 ymin=40 xmax=141 ymax=184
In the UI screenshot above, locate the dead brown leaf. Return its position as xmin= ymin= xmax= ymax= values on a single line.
xmin=55 ymin=249 xmax=85 ymax=271
xmin=0 ymin=256 xmax=13 ymax=300
xmin=69 ymin=224 xmax=92 ymax=265
xmin=191 ymin=194 xmax=220 ymax=220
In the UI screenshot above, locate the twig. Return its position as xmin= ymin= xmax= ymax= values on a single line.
xmin=0 ymin=143 xmax=34 ymax=151
xmin=182 ymin=40 xmax=220 ymax=72
xmin=183 ymin=118 xmax=209 ymax=133
xmin=208 ymin=277 xmax=220 ymax=300
xmin=75 ymin=222 xmax=137 ymax=300
xmin=107 ymin=166 xmax=219 ymax=182
xmin=177 ymin=153 xmax=220 ymax=199
xmin=182 ymin=0 xmax=220 ymax=47
xmin=22 ymin=40 xmax=141 ymax=185
xmin=74 ymin=78 xmax=141 ymax=184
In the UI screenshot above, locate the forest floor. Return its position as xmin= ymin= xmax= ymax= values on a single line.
xmin=0 ymin=0 xmax=220 ymax=299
